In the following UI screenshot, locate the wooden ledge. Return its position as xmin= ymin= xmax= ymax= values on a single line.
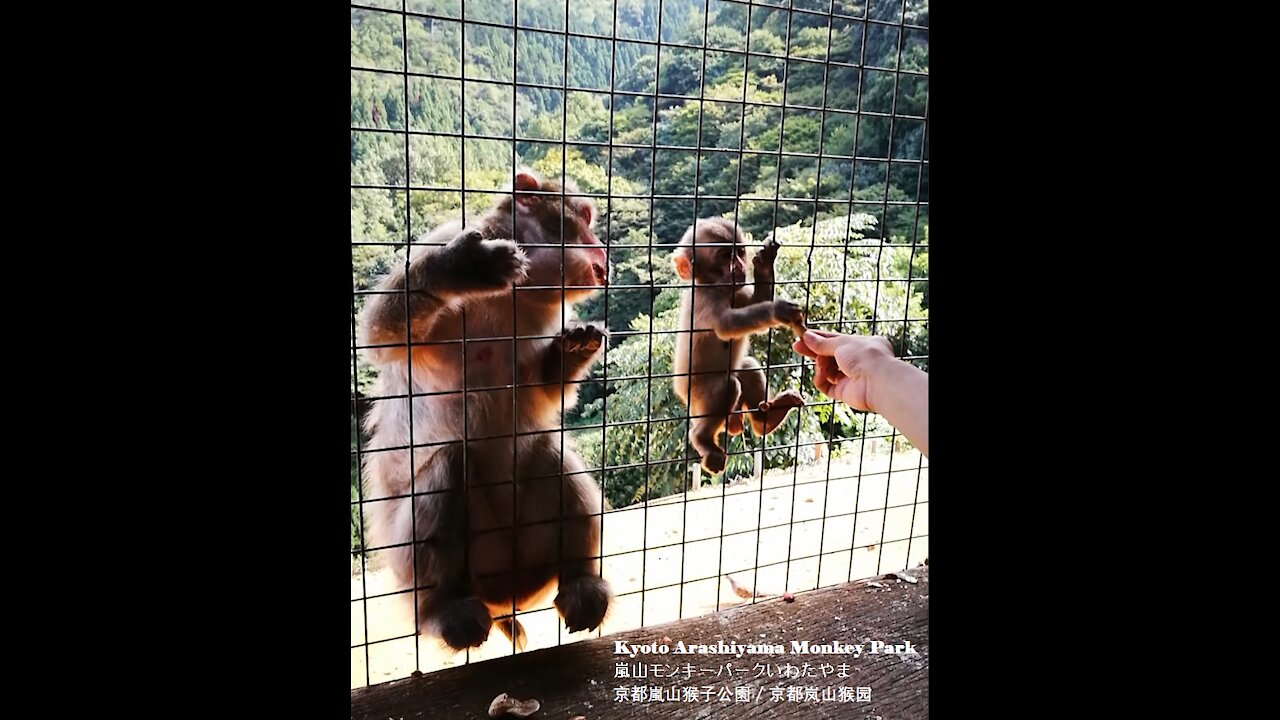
xmin=352 ymin=567 xmax=928 ymax=719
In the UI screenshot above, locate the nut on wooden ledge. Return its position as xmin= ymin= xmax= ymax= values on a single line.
xmin=488 ymin=692 xmax=541 ymax=718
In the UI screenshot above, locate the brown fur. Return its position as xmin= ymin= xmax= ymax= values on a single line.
xmin=671 ymin=217 xmax=807 ymax=476
xmin=358 ymin=169 xmax=612 ymax=651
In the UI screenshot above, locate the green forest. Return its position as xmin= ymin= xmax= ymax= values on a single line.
xmin=350 ymin=0 xmax=928 ymax=553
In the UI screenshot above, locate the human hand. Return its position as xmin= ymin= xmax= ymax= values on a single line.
xmin=792 ymin=329 xmax=896 ymax=412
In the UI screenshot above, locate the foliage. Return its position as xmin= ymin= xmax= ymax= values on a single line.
xmin=350 ymin=1 xmax=929 ymax=526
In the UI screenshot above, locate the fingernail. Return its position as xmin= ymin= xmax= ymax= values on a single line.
xmin=803 ymin=330 xmax=819 ymax=343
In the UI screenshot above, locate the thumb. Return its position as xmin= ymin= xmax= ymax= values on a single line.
xmin=802 ymin=330 xmax=840 ymax=355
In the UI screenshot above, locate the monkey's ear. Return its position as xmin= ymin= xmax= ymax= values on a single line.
xmin=514 ymin=171 xmax=541 ymax=207
xmin=672 ymin=250 xmax=693 ymax=281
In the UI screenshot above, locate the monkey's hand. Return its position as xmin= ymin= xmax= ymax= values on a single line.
xmin=438 ymin=228 xmax=530 ymax=296
xmin=548 ymin=322 xmax=608 ymax=381
xmin=557 ymin=322 xmax=607 ymax=356
xmin=753 ymin=237 xmax=781 ymax=273
xmin=772 ymin=299 xmax=806 ymax=334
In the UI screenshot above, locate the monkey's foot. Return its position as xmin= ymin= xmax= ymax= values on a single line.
xmin=754 ymin=391 xmax=805 ymax=436
xmin=432 ymin=596 xmax=493 ymax=651
xmin=495 ymin=615 xmax=528 ymax=651
xmin=555 ymin=576 xmax=612 ymax=633
xmin=701 ymin=449 xmax=728 ymax=475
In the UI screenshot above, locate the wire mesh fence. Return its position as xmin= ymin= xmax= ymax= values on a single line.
xmin=350 ymin=0 xmax=927 ymax=689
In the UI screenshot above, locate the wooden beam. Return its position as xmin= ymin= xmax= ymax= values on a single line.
xmin=352 ymin=567 xmax=928 ymax=719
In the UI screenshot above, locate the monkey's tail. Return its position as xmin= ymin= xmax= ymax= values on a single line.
xmin=495 ymin=615 xmax=528 ymax=652
xmin=725 ymin=573 xmax=778 ymax=600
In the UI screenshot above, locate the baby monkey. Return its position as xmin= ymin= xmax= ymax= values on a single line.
xmin=671 ymin=217 xmax=807 ymax=475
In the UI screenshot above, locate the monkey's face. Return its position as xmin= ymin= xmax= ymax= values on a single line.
xmin=672 ymin=220 xmax=748 ymax=288
xmin=512 ymin=173 xmax=609 ymax=301
xmin=699 ymin=243 xmax=747 ymax=287
xmin=528 ymin=205 xmax=608 ymax=301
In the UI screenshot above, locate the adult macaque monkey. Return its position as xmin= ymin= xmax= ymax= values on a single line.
xmin=671 ymin=217 xmax=808 ymax=475
xmin=358 ymin=169 xmax=612 ymax=652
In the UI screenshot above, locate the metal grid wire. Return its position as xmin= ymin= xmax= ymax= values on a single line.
xmin=350 ymin=0 xmax=927 ymax=689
